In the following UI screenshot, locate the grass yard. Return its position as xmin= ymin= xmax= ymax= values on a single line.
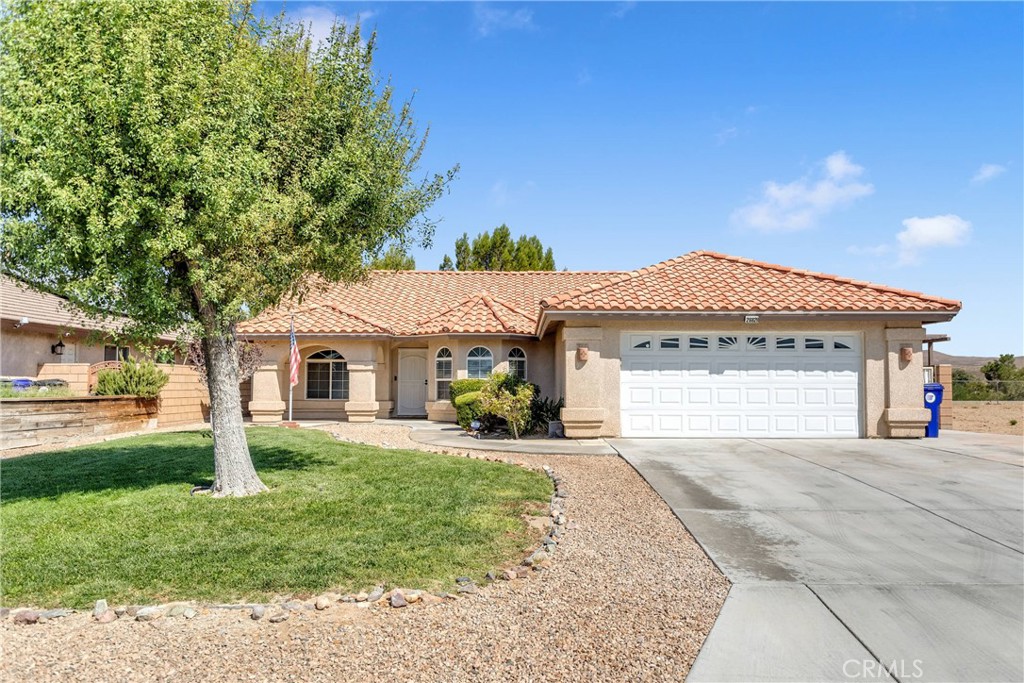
xmin=0 ymin=428 xmax=551 ymax=608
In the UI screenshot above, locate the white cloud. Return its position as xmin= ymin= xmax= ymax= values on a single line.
xmin=731 ymin=151 xmax=875 ymax=232
xmin=896 ymin=214 xmax=971 ymax=265
xmin=293 ymin=6 xmax=375 ymax=48
xmin=715 ymin=126 xmax=739 ymax=145
xmin=474 ymin=4 xmax=535 ymax=37
xmin=970 ymin=163 xmax=1006 ymax=185
xmin=846 ymin=244 xmax=891 ymax=256
xmin=610 ymin=2 xmax=637 ymax=19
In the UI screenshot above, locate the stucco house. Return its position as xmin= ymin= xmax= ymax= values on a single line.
xmin=238 ymin=251 xmax=960 ymax=439
xmin=0 ymin=275 xmax=139 ymax=378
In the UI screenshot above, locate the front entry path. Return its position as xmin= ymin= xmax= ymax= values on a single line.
xmin=613 ymin=431 xmax=1024 ymax=683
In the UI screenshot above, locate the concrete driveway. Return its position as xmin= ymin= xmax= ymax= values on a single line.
xmin=613 ymin=431 xmax=1024 ymax=682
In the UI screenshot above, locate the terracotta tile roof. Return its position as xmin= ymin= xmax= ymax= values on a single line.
xmin=416 ymin=292 xmax=537 ymax=335
xmin=240 ymin=252 xmax=960 ymax=338
xmin=240 ymin=270 xmax=617 ymax=336
xmin=540 ymin=251 xmax=962 ymax=314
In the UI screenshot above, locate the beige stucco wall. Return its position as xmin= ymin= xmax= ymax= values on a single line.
xmin=1 ymin=328 xmax=110 ymax=378
xmin=555 ymin=317 xmax=933 ymax=439
xmin=246 ymin=335 xmax=558 ymax=424
xmin=423 ymin=336 xmax=557 ymax=421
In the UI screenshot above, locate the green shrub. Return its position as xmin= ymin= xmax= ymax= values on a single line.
xmin=449 ymin=378 xmax=487 ymax=402
xmin=94 ymin=359 xmax=169 ymax=399
xmin=455 ymin=390 xmax=484 ymax=429
xmin=480 ymin=372 xmax=534 ymax=439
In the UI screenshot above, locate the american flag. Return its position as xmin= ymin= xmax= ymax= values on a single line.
xmin=289 ymin=319 xmax=300 ymax=387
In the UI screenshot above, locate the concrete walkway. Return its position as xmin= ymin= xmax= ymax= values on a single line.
xmin=395 ymin=419 xmax=617 ymax=455
xmin=614 ymin=431 xmax=1024 ymax=683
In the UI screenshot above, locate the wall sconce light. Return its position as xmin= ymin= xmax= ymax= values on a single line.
xmin=900 ymin=346 xmax=913 ymax=363
xmin=51 ymin=339 xmax=66 ymax=355
xmin=576 ymin=344 xmax=589 ymax=362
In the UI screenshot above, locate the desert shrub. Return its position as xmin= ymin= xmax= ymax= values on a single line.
xmin=480 ymin=372 xmax=534 ymax=439
xmin=94 ymin=359 xmax=169 ymax=399
xmin=528 ymin=395 xmax=564 ymax=435
xmin=455 ymin=390 xmax=484 ymax=429
xmin=450 ymin=378 xmax=487 ymax=402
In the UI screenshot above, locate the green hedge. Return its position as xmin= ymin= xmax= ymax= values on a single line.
xmin=94 ymin=359 xmax=169 ymax=399
xmin=454 ymin=390 xmax=483 ymax=429
xmin=449 ymin=378 xmax=487 ymax=402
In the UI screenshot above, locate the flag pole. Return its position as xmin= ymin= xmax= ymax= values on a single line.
xmin=288 ymin=314 xmax=295 ymax=423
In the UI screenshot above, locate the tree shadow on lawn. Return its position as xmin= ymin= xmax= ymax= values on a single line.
xmin=0 ymin=430 xmax=329 ymax=504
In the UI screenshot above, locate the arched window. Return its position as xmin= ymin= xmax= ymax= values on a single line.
xmin=306 ymin=350 xmax=349 ymax=400
xmin=436 ymin=347 xmax=453 ymax=400
xmin=508 ymin=347 xmax=527 ymax=381
xmin=467 ymin=346 xmax=493 ymax=379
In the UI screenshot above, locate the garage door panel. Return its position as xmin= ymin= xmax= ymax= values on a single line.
xmin=620 ymin=332 xmax=861 ymax=438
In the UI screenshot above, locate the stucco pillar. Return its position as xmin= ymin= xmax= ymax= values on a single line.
xmin=883 ymin=327 xmax=930 ymax=437
xmin=560 ymin=327 xmax=606 ymax=438
xmin=248 ymin=362 xmax=286 ymax=423
xmin=346 ymin=359 xmax=378 ymax=423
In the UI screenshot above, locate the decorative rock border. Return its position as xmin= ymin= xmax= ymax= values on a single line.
xmin=2 ymin=456 xmax=570 ymax=626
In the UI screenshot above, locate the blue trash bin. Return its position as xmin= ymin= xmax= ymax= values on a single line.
xmin=923 ymin=382 xmax=944 ymax=438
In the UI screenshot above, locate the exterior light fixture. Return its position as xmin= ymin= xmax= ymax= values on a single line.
xmin=744 ymin=315 xmax=760 ymax=324
xmin=51 ymin=339 xmax=66 ymax=355
xmin=576 ymin=344 xmax=589 ymax=362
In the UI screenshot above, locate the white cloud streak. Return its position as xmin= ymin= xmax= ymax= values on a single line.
xmin=731 ymin=151 xmax=875 ymax=232
xmin=292 ymin=6 xmax=375 ymax=48
xmin=896 ymin=214 xmax=972 ymax=265
xmin=971 ymin=163 xmax=1006 ymax=185
xmin=474 ymin=4 xmax=535 ymax=37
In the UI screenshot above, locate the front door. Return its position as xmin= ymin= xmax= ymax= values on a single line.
xmin=397 ymin=349 xmax=428 ymax=416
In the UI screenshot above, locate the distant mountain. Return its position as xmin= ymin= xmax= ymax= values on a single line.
xmin=931 ymin=351 xmax=1024 ymax=374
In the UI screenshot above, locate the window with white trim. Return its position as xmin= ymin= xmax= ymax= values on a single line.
xmin=508 ymin=347 xmax=527 ymax=381
xmin=306 ymin=350 xmax=349 ymax=400
xmin=467 ymin=346 xmax=493 ymax=379
xmin=804 ymin=337 xmax=825 ymax=350
xmin=436 ymin=347 xmax=453 ymax=400
xmin=689 ymin=336 xmax=709 ymax=350
xmin=660 ymin=336 xmax=681 ymax=349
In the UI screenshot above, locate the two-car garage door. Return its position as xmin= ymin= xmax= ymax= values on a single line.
xmin=620 ymin=332 xmax=862 ymax=438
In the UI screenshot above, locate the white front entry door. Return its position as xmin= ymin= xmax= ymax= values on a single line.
xmin=397 ymin=349 xmax=428 ymax=416
xmin=620 ymin=332 xmax=862 ymax=438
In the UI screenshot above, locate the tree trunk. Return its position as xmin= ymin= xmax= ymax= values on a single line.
xmin=203 ymin=324 xmax=268 ymax=497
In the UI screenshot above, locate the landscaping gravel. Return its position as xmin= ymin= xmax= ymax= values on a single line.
xmin=1 ymin=422 xmax=729 ymax=682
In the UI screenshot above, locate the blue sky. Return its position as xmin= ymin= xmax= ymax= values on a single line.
xmin=257 ymin=2 xmax=1022 ymax=356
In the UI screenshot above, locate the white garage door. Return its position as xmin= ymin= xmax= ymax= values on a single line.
xmin=620 ymin=332 xmax=862 ymax=438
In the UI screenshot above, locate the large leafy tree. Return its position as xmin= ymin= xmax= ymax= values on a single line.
xmin=439 ymin=225 xmax=556 ymax=271
xmin=1 ymin=0 xmax=454 ymax=496
xmin=369 ymin=245 xmax=416 ymax=270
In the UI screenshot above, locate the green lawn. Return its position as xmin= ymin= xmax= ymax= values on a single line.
xmin=0 ymin=428 xmax=551 ymax=607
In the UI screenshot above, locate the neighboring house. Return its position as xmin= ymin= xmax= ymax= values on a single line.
xmin=1 ymin=275 xmax=145 ymax=379
xmin=238 ymin=251 xmax=960 ymax=439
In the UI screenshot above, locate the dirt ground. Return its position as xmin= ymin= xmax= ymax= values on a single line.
xmin=952 ymin=401 xmax=1024 ymax=436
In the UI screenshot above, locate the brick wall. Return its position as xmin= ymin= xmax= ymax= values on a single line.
xmin=155 ymin=364 xmax=209 ymax=427
xmin=35 ymin=362 xmax=90 ymax=395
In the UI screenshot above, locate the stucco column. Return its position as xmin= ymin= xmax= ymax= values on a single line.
xmin=560 ymin=327 xmax=606 ymax=438
xmin=248 ymin=361 xmax=286 ymax=423
xmin=883 ymin=327 xmax=930 ymax=437
xmin=346 ymin=359 xmax=378 ymax=423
